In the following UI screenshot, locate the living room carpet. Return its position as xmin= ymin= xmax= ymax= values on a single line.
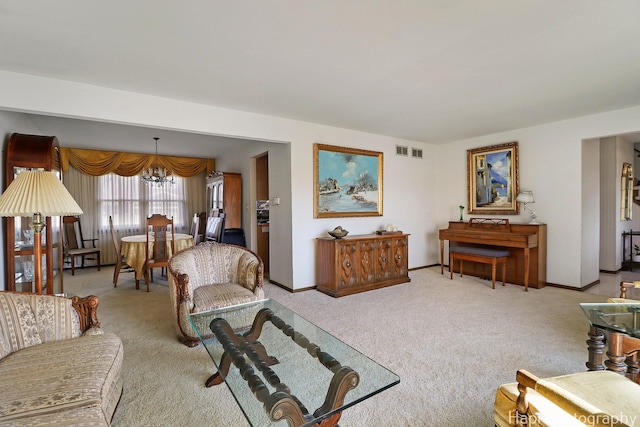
xmin=64 ymin=266 xmax=607 ymax=426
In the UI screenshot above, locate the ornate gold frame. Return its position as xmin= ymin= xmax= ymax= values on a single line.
xmin=467 ymin=141 xmax=519 ymax=215
xmin=621 ymin=162 xmax=633 ymax=221
xmin=314 ymin=143 xmax=383 ymax=218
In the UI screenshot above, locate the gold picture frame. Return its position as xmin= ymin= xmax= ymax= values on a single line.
xmin=467 ymin=142 xmax=519 ymax=215
xmin=313 ymin=143 xmax=383 ymax=218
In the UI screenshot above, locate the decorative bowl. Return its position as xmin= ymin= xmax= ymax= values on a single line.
xmin=328 ymin=226 xmax=349 ymax=239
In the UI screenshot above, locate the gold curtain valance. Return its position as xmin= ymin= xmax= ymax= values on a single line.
xmin=59 ymin=147 xmax=215 ymax=177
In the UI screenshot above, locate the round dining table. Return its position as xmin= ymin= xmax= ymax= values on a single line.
xmin=120 ymin=233 xmax=194 ymax=281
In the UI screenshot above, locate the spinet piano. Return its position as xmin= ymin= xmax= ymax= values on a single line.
xmin=439 ymin=218 xmax=547 ymax=289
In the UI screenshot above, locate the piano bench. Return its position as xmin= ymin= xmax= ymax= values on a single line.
xmin=449 ymin=246 xmax=510 ymax=289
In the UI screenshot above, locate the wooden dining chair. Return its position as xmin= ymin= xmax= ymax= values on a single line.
xmin=62 ymin=216 xmax=101 ymax=275
xmin=109 ymin=216 xmax=137 ymax=288
xmin=144 ymin=214 xmax=175 ymax=291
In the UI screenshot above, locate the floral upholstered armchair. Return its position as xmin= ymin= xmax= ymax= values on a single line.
xmin=168 ymin=241 xmax=265 ymax=347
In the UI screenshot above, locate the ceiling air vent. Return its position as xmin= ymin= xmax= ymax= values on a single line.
xmin=411 ymin=148 xmax=423 ymax=159
xmin=396 ymin=145 xmax=408 ymax=156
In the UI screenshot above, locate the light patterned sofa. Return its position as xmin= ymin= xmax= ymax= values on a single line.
xmin=168 ymin=241 xmax=264 ymax=347
xmin=0 ymin=292 xmax=123 ymax=426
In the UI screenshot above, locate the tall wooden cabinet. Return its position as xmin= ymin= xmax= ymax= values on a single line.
xmin=206 ymin=172 xmax=242 ymax=229
xmin=5 ymin=133 xmax=64 ymax=294
xmin=316 ymin=233 xmax=410 ymax=297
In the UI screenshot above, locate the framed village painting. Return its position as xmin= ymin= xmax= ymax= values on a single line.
xmin=314 ymin=143 xmax=383 ymax=218
xmin=467 ymin=141 xmax=519 ymax=215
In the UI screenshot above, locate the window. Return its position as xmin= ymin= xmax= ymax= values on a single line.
xmin=99 ymin=173 xmax=188 ymax=232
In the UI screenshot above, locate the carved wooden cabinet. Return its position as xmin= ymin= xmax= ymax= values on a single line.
xmin=5 ymin=133 xmax=64 ymax=294
xmin=316 ymin=233 xmax=410 ymax=297
xmin=206 ymin=172 xmax=242 ymax=229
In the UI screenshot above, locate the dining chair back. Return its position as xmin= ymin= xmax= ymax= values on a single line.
xmin=145 ymin=214 xmax=175 ymax=291
xmin=109 ymin=216 xmax=137 ymax=288
xmin=62 ymin=216 xmax=101 ymax=275
xmin=205 ymin=213 xmax=226 ymax=243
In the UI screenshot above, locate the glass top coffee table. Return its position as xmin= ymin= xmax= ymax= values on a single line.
xmin=189 ymin=299 xmax=399 ymax=427
xmin=580 ymin=302 xmax=640 ymax=337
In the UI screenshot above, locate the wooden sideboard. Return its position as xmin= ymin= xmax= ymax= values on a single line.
xmin=316 ymin=233 xmax=410 ymax=297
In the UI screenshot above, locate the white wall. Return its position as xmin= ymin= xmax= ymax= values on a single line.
xmin=2 ymin=70 xmax=640 ymax=289
xmin=435 ymin=106 xmax=640 ymax=288
xmin=598 ymin=136 xmax=635 ymax=271
xmin=215 ymin=139 xmax=294 ymax=288
xmin=582 ymin=138 xmax=600 ymax=285
xmin=616 ymin=137 xmax=635 ymax=267
xmin=0 ymin=71 xmax=436 ymax=291
xmin=599 ymin=137 xmax=617 ymax=271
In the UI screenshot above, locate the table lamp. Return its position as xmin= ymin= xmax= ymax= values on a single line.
xmin=0 ymin=170 xmax=83 ymax=293
xmin=516 ymin=190 xmax=538 ymax=224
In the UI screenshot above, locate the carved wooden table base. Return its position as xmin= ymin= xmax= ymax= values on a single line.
xmin=206 ymin=308 xmax=360 ymax=427
xmin=587 ymin=327 xmax=640 ymax=383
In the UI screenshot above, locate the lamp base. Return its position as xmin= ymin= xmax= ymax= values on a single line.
xmin=31 ymin=213 xmax=45 ymax=294
xmin=529 ymin=213 xmax=540 ymax=225
xmin=522 ymin=204 xmax=540 ymax=225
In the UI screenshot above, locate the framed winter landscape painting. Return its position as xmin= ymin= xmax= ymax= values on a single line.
xmin=467 ymin=141 xmax=519 ymax=215
xmin=313 ymin=143 xmax=383 ymax=218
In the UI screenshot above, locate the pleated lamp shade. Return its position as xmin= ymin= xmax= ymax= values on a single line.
xmin=515 ymin=191 xmax=535 ymax=204
xmin=0 ymin=170 xmax=83 ymax=217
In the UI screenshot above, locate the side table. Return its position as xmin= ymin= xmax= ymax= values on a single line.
xmin=580 ymin=303 xmax=640 ymax=383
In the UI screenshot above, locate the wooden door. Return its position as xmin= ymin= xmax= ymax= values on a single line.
xmin=376 ymin=238 xmax=392 ymax=281
xmin=357 ymin=240 xmax=376 ymax=285
xmin=390 ymin=236 xmax=408 ymax=278
xmin=337 ymin=240 xmax=357 ymax=287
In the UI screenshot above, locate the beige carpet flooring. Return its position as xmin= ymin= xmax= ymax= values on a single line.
xmin=64 ymin=266 xmax=607 ymax=426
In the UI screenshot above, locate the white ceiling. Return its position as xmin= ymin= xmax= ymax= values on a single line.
xmin=1 ymin=1 xmax=640 ymax=149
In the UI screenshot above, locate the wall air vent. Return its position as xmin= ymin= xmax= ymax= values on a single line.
xmin=411 ymin=148 xmax=423 ymax=159
xmin=396 ymin=145 xmax=408 ymax=156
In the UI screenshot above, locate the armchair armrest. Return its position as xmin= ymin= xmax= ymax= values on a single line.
xmin=512 ymin=369 xmax=640 ymax=427
xmin=513 ymin=370 xmax=598 ymax=427
xmin=174 ymin=272 xmax=191 ymax=303
xmin=236 ymin=252 xmax=264 ymax=292
xmin=514 ymin=370 xmax=539 ymax=427
xmin=71 ymin=295 xmax=101 ymax=332
xmin=619 ymin=280 xmax=640 ymax=301
xmin=82 ymin=237 xmax=99 ymax=248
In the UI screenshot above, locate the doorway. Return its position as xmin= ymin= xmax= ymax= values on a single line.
xmin=256 ymin=153 xmax=269 ymax=274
